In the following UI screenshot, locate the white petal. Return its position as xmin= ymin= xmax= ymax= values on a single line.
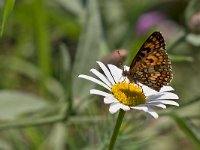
xmin=79 ymin=74 xmax=111 ymax=91
xmin=149 ymin=100 xmax=179 ymax=106
xmin=144 ymin=107 xmax=159 ymax=119
xmin=148 ymin=92 xmax=179 ymax=100
xmin=109 ymin=103 xmax=121 ymax=114
xmin=118 ymin=103 xmax=130 ymax=111
xmin=131 ymin=105 xmax=159 ymax=119
xmin=107 ymin=64 xmax=122 ymax=83
xmin=90 ymin=69 xmax=112 ymax=88
xmin=131 ymin=105 xmax=148 ymax=111
xmin=147 ymin=103 xmax=166 ymax=109
xmin=96 ymin=61 xmax=115 ymax=85
xmin=123 ymin=65 xmax=129 ymax=71
xmin=104 ymin=97 xmax=118 ymax=104
xmin=109 ymin=103 xmax=130 ymax=114
xmin=160 ymin=86 xmax=174 ymax=92
xmin=140 ymin=84 xmax=158 ymax=96
xmin=90 ymin=89 xmax=112 ymax=97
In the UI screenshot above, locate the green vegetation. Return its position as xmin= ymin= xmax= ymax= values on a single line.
xmin=0 ymin=0 xmax=200 ymax=149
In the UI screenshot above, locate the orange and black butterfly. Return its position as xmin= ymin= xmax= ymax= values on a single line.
xmin=123 ymin=32 xmax=172 ymax=91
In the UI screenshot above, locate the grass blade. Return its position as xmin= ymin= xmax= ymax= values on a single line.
xmin=0 ymin=0 xmax=15 ymax=36
xmin=171 ymin=114 xmax=200 ymax=149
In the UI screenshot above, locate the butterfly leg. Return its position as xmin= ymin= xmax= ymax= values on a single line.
xmin=135 ymin=82 xmax=144 ymax=94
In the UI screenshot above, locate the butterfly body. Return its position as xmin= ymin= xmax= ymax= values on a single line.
xmin=123 ymin=32 xmax=172 ymax=91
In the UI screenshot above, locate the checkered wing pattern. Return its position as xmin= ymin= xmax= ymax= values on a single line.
xmin=123 ymin=32 xmax=172 ymax=91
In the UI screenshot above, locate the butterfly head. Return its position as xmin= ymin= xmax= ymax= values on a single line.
xmin=122 ymin=67 xmax=136 ymax=83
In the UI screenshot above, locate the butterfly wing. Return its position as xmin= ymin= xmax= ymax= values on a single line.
xmin=128 ymin=32 xmax=172 ymax=91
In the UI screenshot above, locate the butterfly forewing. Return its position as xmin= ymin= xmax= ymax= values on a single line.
xmin=123 ymin=32 xmax=172 ymax=91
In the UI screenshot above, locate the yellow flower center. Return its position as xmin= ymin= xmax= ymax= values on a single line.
xmin=111 ymin=82 xmax=146 ymax=106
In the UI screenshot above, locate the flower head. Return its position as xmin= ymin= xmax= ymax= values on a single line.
xmin=136 ymin=11 xmax=166 ymax=35
xmin=78 ymin=61 xmax=179 ymax=119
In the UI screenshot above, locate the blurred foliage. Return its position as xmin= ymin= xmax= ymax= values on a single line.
xmin=0 ymin=0 xmax=200 ymax=149
xmin=0 ymin=0 xmax=15 ymax=36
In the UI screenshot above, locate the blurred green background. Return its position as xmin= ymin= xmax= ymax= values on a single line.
xmin=0 ymin=0 xmax=200 ymax=149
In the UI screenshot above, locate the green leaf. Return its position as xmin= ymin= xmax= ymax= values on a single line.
xmin=0 ymin=90 xmax=48 ymax=120
xmin=59 ymin=44 xmax=72 ymax=109
xmin=72 ymin=0 xmax=103 ymax=98
xmin=31 ymin=0 xmax=52 ymax=94
xmin=44 ymin=123 xmax=66 ymax=150
xmin=60 ymin=44 xmax=71 ymax=78
xmin=55 ymin=0 xmax=84 ymax=19
xmin=0 ymin=56 xmax=41 ymax=81
xmin=0 ymin=0 xmax=15 ymax=36
xmin=179 ymin=96 xmax=200 ymax=109
xmin=171 ymin=114 xmax=200 ymax=148
xmin=169 ymin=54 xmax=194 ymax=62
xmin=45 ymin=77 xmax=65 ymax=102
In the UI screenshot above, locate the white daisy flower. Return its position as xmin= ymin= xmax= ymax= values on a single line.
xmin=78 ymin=61 xmax=179 ymax=119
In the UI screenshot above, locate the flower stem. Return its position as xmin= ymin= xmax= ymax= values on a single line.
xmin=108 ymin=109 xmax=126 ymax=150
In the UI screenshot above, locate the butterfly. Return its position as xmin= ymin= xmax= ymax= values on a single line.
xmin=122 ymin=32 xmax=172 ymax=91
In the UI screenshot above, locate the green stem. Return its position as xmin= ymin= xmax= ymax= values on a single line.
xmin=108 ymin=109 xmax=126 ymax=150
